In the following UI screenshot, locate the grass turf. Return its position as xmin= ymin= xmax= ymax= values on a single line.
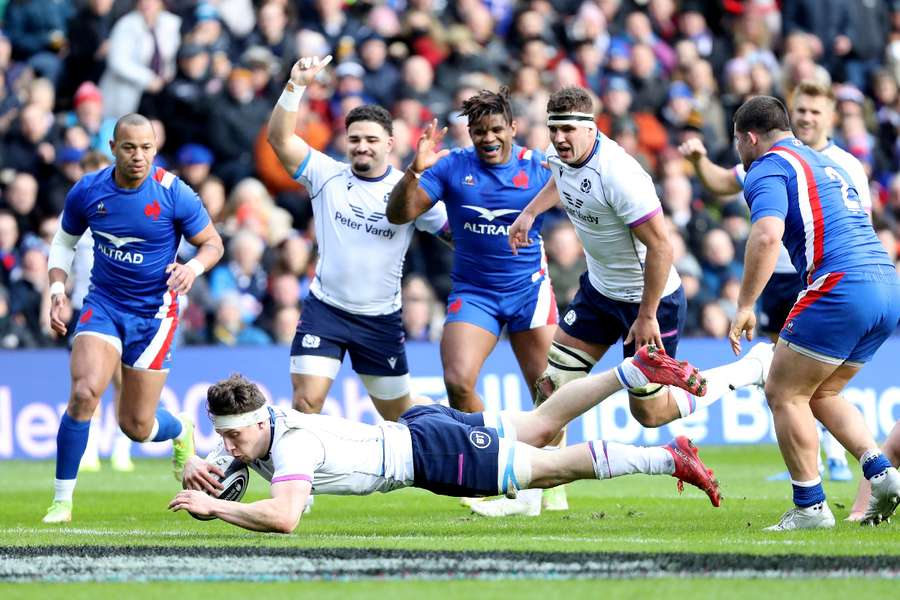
xmin=0 ymin=444 xmax=895 ymax=555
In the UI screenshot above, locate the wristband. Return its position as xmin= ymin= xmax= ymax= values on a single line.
xmin=277 ymin=82 xmax=306 ymax=112
xmin=186 ymin=258 xmax=205 ymax=277
xmin=50 ymin=281 xmax=66 ymax=297
xmin=408 ymin=168 xmax=423 ymax=180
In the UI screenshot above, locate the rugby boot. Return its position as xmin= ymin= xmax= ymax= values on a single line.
xmin=632 ymin=345 xmax=707 ymax=396
xmin=764 ymin=502 xmax=835 ymax=531
xmin=861 ymin=466 xmax=900 ymax=526
xmin=663 ymin=436 xmax=721 ymax=507
xmin=41 ymin=500 xmax=72 ymax=524
xmin=172 ymin=413 xmax=195 ymax=482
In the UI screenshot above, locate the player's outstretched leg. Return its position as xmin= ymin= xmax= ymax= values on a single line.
xmin=471 ymin=436 xmax=721 ymax=517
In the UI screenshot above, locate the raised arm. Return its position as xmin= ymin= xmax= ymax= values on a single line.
xmin=266 ymin=55 xmax=333 ymax=176
xmin=678 ymin=138 xmax=743 ymax=197
xmin=165 ymin=222 xmax=225 ymax=295
xmin=387 ymin=118 xmax=449 ymax=224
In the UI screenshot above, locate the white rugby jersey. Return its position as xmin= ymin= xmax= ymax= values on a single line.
xmin=546 ymin=135 xmax=681 ymax=303
xmin=208 ymin=406 xmax=415 ymax=495
xmin=295 ymin=150 xmax=448 ymax=315
xmin=733 ymin=142 xmax=870 ymax=275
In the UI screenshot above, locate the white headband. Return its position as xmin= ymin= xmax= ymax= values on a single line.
xmin=213 ymin=406 xmax=269 ymax=429
xmin=547 ymin=112 xmax=596 ymax=128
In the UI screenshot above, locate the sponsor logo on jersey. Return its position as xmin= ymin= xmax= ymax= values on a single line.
xmin=469 ymin=430 xmax=492 ymax=449
xmin=387 ymin=356 xmax=397 ymax=369
xmin=560 ymin=192 xmax=598 ymax=224
xmin=95 ymin=201 xmax=107 ymax=216
xmin=334 ymin=209 xmax=397 ymax=239
xmin=461 ymin=205 xmax=520 ymax=235
xmin=563 ymin=309 xmax=576 ymax=326
xmin=144 ymin=200 xmax=161 ymax=221
xmin=94 ymin=231 xmax=146 ymax=264
xmin=301 ymin=334 xmax=321 ymax=348
xmin=463 ymin=174 xmax=476 ymax=186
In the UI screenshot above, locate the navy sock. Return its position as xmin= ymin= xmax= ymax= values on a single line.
xmin=55 ymin=414 xmax=91 ymax=480
xmin=862 ymin=453 xmax=892 ymax=480
xmin=151 ymin=408 xmax=182 ymax=442
xmin=792 ymin=481 xmax=826 ymax=508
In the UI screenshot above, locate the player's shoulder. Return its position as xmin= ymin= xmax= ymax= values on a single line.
xmin=747 ymin=150 xmax=791 ymax=182
xmin=512 ymin=144 xmax=544 ymax=165
xmin=821 ymin=143 xmax=865 ymax=173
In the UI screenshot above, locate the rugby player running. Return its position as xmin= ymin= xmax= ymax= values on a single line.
xmin=43 ymin=113 xmax=223 ymax=523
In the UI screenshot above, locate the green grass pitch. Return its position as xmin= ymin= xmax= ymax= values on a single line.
xmin=1 ymin=444 xmax=897 ymax=597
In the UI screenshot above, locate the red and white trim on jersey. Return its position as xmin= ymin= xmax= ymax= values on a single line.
xmin=783 ymin=271 xmax=844 ymax=326
xmin=529 ymin=274 xmax=559 ymax=329
xmin=152 ymin=167 xmax=176 ymax=189
xmin=134 ymin=291 xmax=179 ymax=370
xmin=768 ymin=148 xmax=825 ymax=283
xmin=517 ymin=148 xmax=533 ymax=161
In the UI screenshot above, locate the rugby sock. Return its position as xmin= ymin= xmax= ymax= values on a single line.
xmin=588 ymin=441 xmax=674 ymax=479
xmin=861 ymin=450 xmax=892 ymax=480
xmin=614 ymin=357 xmax=649 ymax=389
xmin=112 ymin=432 xmax=132 ymax=461
xmin=55 ymin=413 xmax=91 ymax=480
xmin=149 ymin=408 xmax=182 ymax=442
xmin=791 ymin=477 xmax=826 ymax=508
xmin=53 ymin=478 xmax=77 ymax=503
xmin=669 ymin=358 xmax=764 ymax=417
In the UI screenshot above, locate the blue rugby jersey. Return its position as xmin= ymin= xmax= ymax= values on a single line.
xmin=743 ymin=138 xmax=891 ymax=283
xmin=60 ymin=166 xmax=210 ymax=316
xmin=419 ymin=145 xmax=552 ymax=291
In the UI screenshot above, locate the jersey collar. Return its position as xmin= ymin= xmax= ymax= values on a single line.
xmin=263 ymin=406 xmax=276 ymax=460
xmin=353 ymin=165 xmax=393 ymax=182
xmin=570 ymin=135 xmax=600 ymax=170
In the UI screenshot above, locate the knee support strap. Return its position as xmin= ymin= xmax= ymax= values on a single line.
xmin=534 ymin=341 xmax=597 ymax=406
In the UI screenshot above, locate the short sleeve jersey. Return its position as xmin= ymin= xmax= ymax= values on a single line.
xmin=546 ymin=135 xmax=681 ymax=303
xmin=742 ymin=138 xmax=891 ymax=282
xmin=419 ymin=146 xmax=551 ymax=292
xmin=60 ymin=166 xmax=210 ymax=316
xmin=295 ymin=150 xmax=447 ymax=315
xmin=228 ymin=407 xmax=415 ymax=495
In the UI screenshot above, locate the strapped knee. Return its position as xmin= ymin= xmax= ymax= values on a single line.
xmin=534 ymin=341 xmax=596 ymax=406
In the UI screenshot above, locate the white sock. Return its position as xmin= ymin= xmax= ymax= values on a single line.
xmin=589 ymin=441 xmax=674 ymax=479
xmin=821 ymin=430 xmax=847 ymax=464
xmin=669 ymin=357 xmax=764 ymax=417
xmin=614 ymin=357 xmax=649 ymax=389
xmin=54 ymin=478 xmax=77 ymax=502
xmin=112 ymin=432 xmax=132 ymax=462
xmin=141 ymin=419 xmax=160 ymax=443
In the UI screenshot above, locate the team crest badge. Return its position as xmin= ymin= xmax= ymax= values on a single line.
xmin=301 ymin=334 xmax=321 ymax=348
xmin=580 ymin=178 xmax=592 ymax=193
xmin=564 ymin=310 xmax=577 ymax=326
xmin=144 ymin=200 xmax=161 ymax=221
xmin=469 ymin=430 xmax=492 ymax=449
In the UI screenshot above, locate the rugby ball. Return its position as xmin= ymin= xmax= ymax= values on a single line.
xmin=189 ymin=454 xmax=250 ymax=521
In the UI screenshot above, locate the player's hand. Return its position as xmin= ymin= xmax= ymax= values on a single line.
xmin=166 ymin=262 xmax=197 ymax=295
xmin=182 ymin=455 xmax=224 ymax=494
xmin=729 ymin=307 xmax=756 ymax=355
xmin=169 ymin=489 xmax=216 ymax=517
xmin=49 ymin=291 xmax=70 ymax=337
xmin=508 ymin=211 xmax=536 ymax=254
xmin=410 ymin=118 xmax=450 ymax=174
xmin=625 ymin=313 xmax=663 ymax=351
xmin=677 ymin=138 xmax=707 ymax=164
xmin=290 ymin=55 xmax=333 ymax=87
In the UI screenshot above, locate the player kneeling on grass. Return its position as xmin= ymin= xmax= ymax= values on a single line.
xmin=168 ymin=346 xmax=720 ymax=533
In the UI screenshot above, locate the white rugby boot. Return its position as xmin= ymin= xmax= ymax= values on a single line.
xmin=764 ymin=501 xmax=835 ymax=531
xmin=861 ymin=466 xmax=900 ymax=526
xmin=469 ymin=488 xmax=542 ymax=517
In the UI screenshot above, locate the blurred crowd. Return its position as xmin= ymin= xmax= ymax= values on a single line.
xmin=1 ymin=0 xmax=900 ymax=350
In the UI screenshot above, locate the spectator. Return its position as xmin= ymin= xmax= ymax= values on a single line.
xmin=3 ymin=172 xmax=42 ymax=235
xmin=4 ymin=102 xmax=59 ymax=180
xmin=359 ymin=33 xmax=401 ymax=108
xmin=207 ymin=68 xmax=270 ymax=187
xmin=175 ymin=143 xmax=214 ymax=189
xmin=99 ymin=0 xmax=181 ymax=118
xmin=3 ymin=0 xmax=73 ymax=83
xmin=152 ymin=43 xmax=215 ymax=153
xmin=61 ymin=81 xmax=116 ymax=158
xmin=0 ymin=284 xmax=37 ymax=348
xmin=7 ymin=234 xmax=51 ymax=344
xmin=699 ymin=228 xmax=743 ymax=300
xmin=208 ymin=228 xmax=268 ymax=324
xmin=544 ymin=220 xmax=585 ymax=314
xmin=58 ymin=0 xmax=115 ymax=105
xmin=271 ymin=305 xmax=300 ymax=345
xmin=209 ymin=291 xmax=272 ymax=346
xmin=401 ymin=274 xmax=442 ymax=343
xmin=0 ymin=210 xmax=20 ymax=287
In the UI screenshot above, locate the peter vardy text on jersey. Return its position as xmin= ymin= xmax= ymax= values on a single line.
xmin=334 ymin=211 xmax=396 ymax=239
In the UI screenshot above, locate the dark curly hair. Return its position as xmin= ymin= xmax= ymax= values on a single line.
xmin=461 ymin=87 xmax=513 ymax=127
